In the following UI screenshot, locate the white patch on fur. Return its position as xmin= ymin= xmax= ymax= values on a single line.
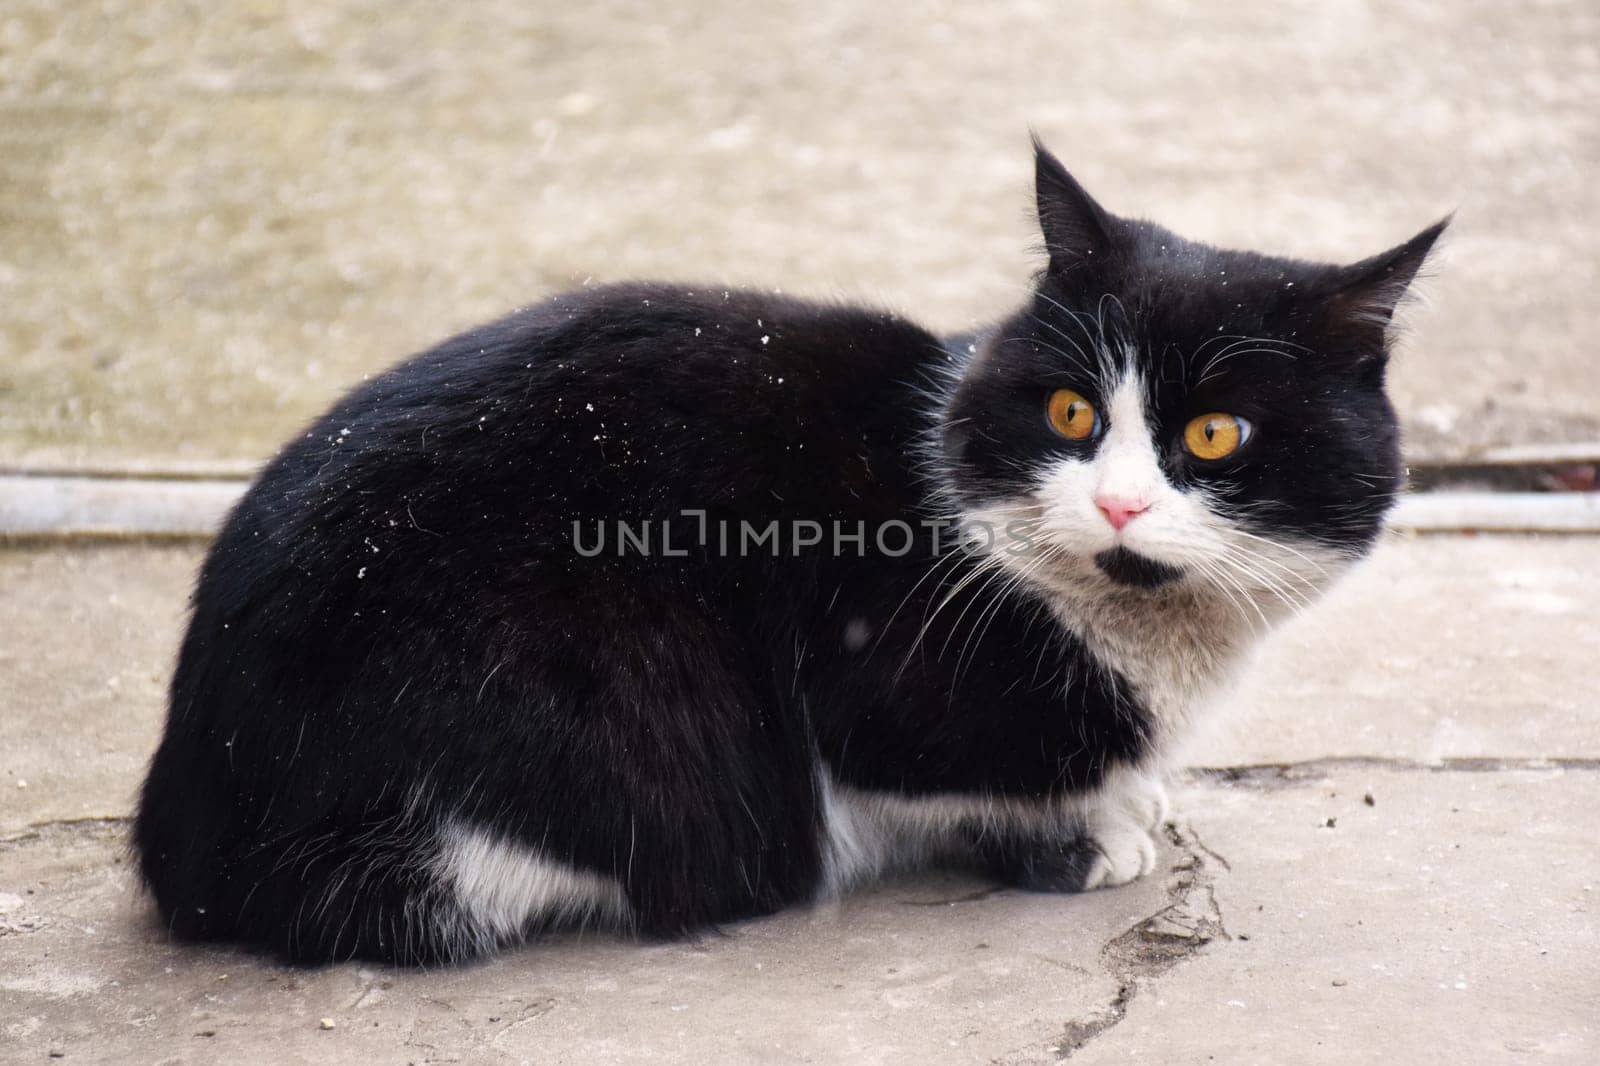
xmin=433 ymin=819 xmax=631 ymax=949
xmin=815 ymin=775 xmax=1020 ymax=894
xmin=815 ymin=763 xmax=1171 ymax=896
xmin=815 ymin=770 xmax=893 ymax=893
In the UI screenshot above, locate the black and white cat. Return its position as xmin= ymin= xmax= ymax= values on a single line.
xmin=135 ymin=140 xmax=1444 ymax=964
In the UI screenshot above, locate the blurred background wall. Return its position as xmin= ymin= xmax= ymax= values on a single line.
xmin=2 ymin=0 xmax=1595 ymax=468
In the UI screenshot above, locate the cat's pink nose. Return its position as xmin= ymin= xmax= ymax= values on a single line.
xmin=1095 ymin=495 xmax=1149 ymax=531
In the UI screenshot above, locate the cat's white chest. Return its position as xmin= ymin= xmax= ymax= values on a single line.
xmin=1050 ymin=588 xmax=1266 ymax=740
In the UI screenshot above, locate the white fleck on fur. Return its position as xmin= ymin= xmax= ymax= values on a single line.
xmin=816 ymin=763 xmax=1170 ymax=897
xmin=432 ymin=818 xmax=632 ymax=951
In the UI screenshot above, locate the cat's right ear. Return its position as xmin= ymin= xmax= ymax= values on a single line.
xmin=1324 ymin=216 xmax=1451 ymax=332
xmin=1033 ymin=135 xmax=1117 ymax=274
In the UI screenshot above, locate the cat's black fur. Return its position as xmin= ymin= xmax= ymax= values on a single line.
xmin=135 ymin=142 xmax=1442 ymax=964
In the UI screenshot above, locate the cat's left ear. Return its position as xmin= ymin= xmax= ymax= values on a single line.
xmin=1033 ymin=135 xmax=1118 ymax=274
xmin=1325 ymin=216 xmax=1451 ymax=332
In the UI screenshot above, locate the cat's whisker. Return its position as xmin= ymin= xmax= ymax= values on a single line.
xmin=1027 ymin=287 xmax=1119 ymax=379
xmin=1213 ymin=550 xmax=1316 ymax=615
xmin=1223 ymin=528 xmax=1340 ymax=578
xmin=1194 ymin=333 xmax=1307 ymax=363
xmin=1213 ymin=539 xmax=1322 ymax=596
xmin=953 ymin=544 xmax=1066 ymax=689
xmin=997 ymin=334 xmax=1099 ymax=382
xmin=935 ymin=556 xmax=1021 ymax=661
xmin=950 ymin=561 xmax=1036 ymax=693
xmin=1188 ymin=555 xmax=1271 ymax=635
xmin=895 ymin=550 xmax=1010 ymax=683
xmin=1193 ymin=336 xmax=1304 ymax=386
xmin=1210 ymin=540 xmax=1312 ymax=598
xmin=869 ymin=541 xmax=977 ymax=659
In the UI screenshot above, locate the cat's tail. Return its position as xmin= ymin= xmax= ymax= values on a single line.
xmin=136 ymin=818 xmax=441 ymax=965
xmin=135 ymin=766 xmax=634 ymax=965
xmin=133 ymin=762 xmax=472 ymax=965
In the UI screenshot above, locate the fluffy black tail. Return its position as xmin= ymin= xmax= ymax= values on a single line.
xmin=134 ymin=760 xmax=474 ymax=965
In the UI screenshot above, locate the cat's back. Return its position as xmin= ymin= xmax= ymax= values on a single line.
xmin=359 ymin=281 xmax=937 ymax=453
xmin=186 ymin=281 xmax=946 ymax=670
xmin=237 ymin=283 xmax=941 ymax=548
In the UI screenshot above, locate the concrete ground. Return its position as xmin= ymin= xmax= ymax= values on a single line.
xmin=2 ymin=532 xmax=1596 ymax=1064
xmin=2 ymin=0 xmax=1598 ymax=468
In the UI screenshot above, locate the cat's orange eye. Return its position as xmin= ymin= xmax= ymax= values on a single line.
xmin=1183 ymin=413 xmax=1251 ymax=460
xmin=1046 ymin=389 xmax=1099 ymax=441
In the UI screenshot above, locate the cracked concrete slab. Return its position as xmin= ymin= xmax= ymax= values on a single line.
xmin=0 ymin=543 xmax=194 ymax=832
xmin=1069 ymin=771 xmax=1600 ymax=1065
xmin=4 ymin=774 xmax=1592 ymax=1064
xmin=0 ymin=819 xmax=1162 ymax=1065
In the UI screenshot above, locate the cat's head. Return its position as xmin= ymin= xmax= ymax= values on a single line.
xmin=941 ymin=139 xmax=1445 ymax=615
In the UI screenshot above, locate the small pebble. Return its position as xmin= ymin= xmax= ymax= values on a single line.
xmin=1323 ymin=817 xmax=1337 ymax=828
xmin=1332 ymin=978 xmax=1348 ymax=987
xmin=319 ymin=1018 xmax=336 ymax=1031
xmin=1363 ymin=792 xmax=1376 ymax=807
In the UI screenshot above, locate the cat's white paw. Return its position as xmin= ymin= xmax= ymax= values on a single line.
xmin=1123 ymin=774 xmax=1170 ymax=831
xmin=1079 ymin=815 xmax=1159 ymax=890
xmin=1075 ymin=768 xmax=1167 ymax=890
xmin=1095 ymin=767 xmax=1170 ymax=832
